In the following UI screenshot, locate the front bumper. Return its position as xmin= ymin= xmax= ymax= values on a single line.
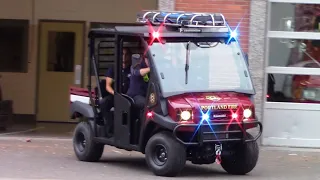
xmin=172 ymin=120 xmax=263 ymax=145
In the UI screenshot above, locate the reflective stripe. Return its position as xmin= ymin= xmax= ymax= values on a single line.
xmin=70 ymin=95 xmax=90 ymax=104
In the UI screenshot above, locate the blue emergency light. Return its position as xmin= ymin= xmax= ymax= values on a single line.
xmin=136 ymin=10 xmax=230 ymax=33
xmin=230 ymin=31 xmax=238 ymax=38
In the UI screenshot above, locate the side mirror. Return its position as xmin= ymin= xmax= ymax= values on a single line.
xmin=244 ymin=53 xmax=249 ymax=66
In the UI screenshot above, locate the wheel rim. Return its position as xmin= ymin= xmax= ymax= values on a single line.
xmin=75 ymin=132 xmax=86 ymax=152
xmin=152 ymin=144 xmax=168 ymax=166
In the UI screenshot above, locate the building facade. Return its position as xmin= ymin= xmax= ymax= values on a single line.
xmin=0 ymin=0 xmax=158 ymax=123
xmin=261 ymin=0 xmax=320 ymax=148
xmin=175 ymin=0 xmax=251 ymax=53
xmin=0 ymin=0 xmax=252 ymax=123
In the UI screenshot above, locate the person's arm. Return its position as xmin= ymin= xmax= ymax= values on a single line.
xmin=140 ymin=58 xmax=150 ymax=76
xmin=139 ymin=67 xmax=150 ymax=76
xmin=131 ymin=57 xmax=150 ymax=76
xmin=105 ymin=68 xmax=114 ymax=95
xmin=132 ymin=67 xmax=150 ymax=77
xmin=105 ymin=77 xmax=114 ymax=95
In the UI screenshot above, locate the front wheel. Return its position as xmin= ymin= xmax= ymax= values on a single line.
xmin=73 ymin=121 xmax=104 ymax=162
xmin=220 ymin=133 xmax=259 ymax=175
xmin=145 ymin=131 xmax=186 ymax=177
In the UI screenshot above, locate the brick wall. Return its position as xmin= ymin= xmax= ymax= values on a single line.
xmin=175 ymin=0 xmax=251 ymax=52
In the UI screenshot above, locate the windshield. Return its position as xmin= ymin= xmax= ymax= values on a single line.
xmin=149 ymin=41 xmax=255 ymax=97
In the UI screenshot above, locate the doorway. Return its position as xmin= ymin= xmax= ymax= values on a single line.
xmin=37 ymin=21 xmax=84 ymax=122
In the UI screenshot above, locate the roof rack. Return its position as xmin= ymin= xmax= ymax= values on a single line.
xmin=136 ymin=10 xmax=227 ymax=29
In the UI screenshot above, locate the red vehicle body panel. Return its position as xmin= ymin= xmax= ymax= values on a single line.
xmin=69 ymin=86 xmax=255 ymax=130
xmin=69 ymin=86 xmax=95 ymax=102
xmin=167 ymin=92 xmax=255 ymax=131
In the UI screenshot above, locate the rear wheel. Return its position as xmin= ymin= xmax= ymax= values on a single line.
xmin=220 ymin=133 xmax=259 ymax=175
xmin=73 ymin=121 xmax=104 ymax=162
xmin=145 ymin=131 xmax=186 ymax=177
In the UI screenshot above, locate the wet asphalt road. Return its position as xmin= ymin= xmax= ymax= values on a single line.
xmin=0 ymin=137 xmax=320 ymax=180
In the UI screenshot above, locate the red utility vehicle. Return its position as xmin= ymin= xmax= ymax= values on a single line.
xmin=69 ymin=10 xmax=263 ymax=177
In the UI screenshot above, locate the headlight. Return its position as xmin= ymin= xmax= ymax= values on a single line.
xmin=243 ymin=109 xmax=252 ymax=118
xmin=180 ymin=111 xmax=191 ymax=121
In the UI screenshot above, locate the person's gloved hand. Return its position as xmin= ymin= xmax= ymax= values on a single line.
xmin=143 ymin=74 xmax=149 ymax=82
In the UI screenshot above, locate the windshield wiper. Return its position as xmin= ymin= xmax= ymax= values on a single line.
xmin=185 ymin=42 xmax=190 ymax=84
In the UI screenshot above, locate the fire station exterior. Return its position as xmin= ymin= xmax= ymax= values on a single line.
xmin=1 ymin=0 xmax=320 ymax=148
xmin=0 ymin=0 xmax=250 ymax=123
xmin=0 ymin=0 xmax=158 ymax=122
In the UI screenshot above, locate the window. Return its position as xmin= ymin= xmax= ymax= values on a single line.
xmin=47 ymin=31 xmax=75 ymax=72
xmin=0 ymin=19 xmax=29 ymax=72
xmin=267 ymin=37 xmax=320 ymax=104
xmin=266 ymin=72 xmax=320 ymax=103
xmin=270 ymin=2 xmax=320 ymax=32
xmin=150 ymin=41 xmax=254 ymax=97
xmin=89 ymin=23 xmax=116 ymax=76
xmin=89 ymin=22 xmax=139 ymax=76
xmin=268 ymin=38 xmax=320 ymax=67
xmin=265 ymin=1 xmax=320 ymax=149
xmin=267 ymin=2 xmax=320 ymax=104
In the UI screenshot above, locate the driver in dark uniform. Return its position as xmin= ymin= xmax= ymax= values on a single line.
xmin=103 ymin=48 xmax=131 ymax=136
xmin=126 ymin=54 xmax=150 ymax=110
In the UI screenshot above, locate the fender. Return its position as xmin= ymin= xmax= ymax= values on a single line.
xmin=70 ymin=101 xmax=94 ymax=119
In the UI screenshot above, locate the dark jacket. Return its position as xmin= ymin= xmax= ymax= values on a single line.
xmin=126 ymin=60 xmax=149 ymax=97
xmin=105 ymin=67 xmax=131 ymax=94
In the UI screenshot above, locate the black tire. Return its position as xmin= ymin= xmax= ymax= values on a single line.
xmin=145 ymin=131 xmax=186 ymax=177
xmin=221 ymin=133 xmax=259 ymax=175
xmin=73 ymin=121 xmax=104 ymax=162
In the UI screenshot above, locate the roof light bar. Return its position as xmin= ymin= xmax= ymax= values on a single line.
xmin=136 ymin=10 xmax=229 ymax=32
